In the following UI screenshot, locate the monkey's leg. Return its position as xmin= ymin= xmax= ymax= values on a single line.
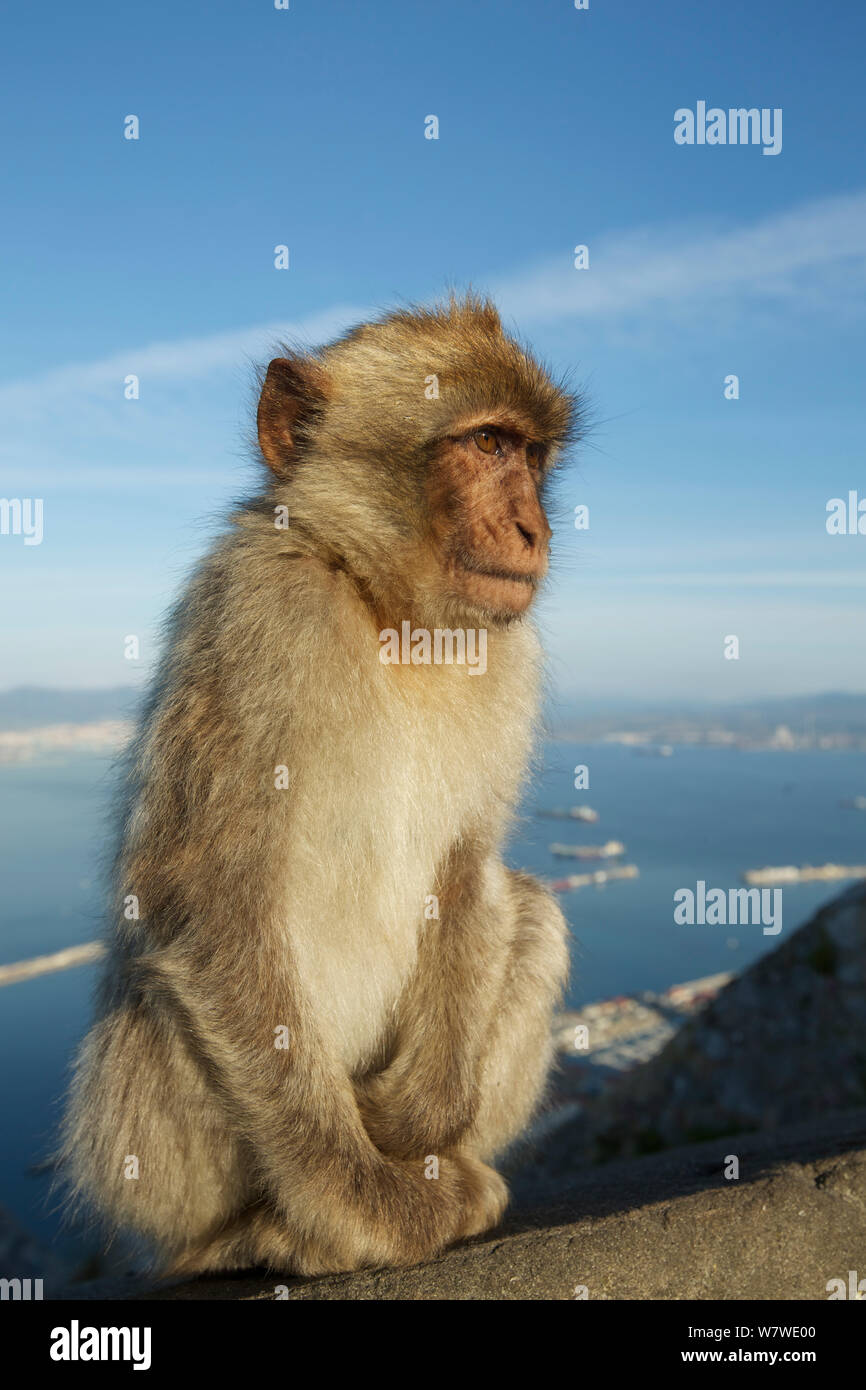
xmin=465 ymin=869 xmax=569 ymax=1163
xmin=67 ymin=994 xmax=487 ymax=1279
xmin=165 ymin=1161 xmax=505 ymax=1276
xmin=60 ymin=1000 xmax=260 ymax=1268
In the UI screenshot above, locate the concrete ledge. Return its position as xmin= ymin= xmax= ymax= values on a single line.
xmin=108 ymin=1108 xmax=866 ymax=1301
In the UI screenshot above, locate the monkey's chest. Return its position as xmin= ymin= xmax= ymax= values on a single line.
xmin=282 ymin=730 xmax=487 ymax=1070
xmin=283 ymin=840 xmax=440 ymax=1071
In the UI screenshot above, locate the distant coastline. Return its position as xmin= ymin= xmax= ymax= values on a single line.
xmin=0 ymin=720 xmax=132 ymax=764
xmin=551 ymin=691 xmax=866 ymax=753
xmin=558 ymin=727 xmax=866 ymax=753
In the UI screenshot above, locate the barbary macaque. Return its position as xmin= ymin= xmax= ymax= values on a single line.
xmin=60 ymin=296 xmax=579 ymax=1275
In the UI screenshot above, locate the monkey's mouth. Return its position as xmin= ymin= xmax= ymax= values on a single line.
xmin=453 ymin=557 xmax=544 ymax=615
xmin=456 ymin=554 xmax=544 ymax=587
xmin=460 ymin=561 xmax=538 ymax=586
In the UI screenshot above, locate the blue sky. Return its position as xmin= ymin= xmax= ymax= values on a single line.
xmin=1 ymin=0 xmax=864 ymax=698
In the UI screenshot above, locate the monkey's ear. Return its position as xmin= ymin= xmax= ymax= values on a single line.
xmin=257 ymin=356 xmax=329 ymax=476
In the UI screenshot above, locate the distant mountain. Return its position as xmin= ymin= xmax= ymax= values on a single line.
xmin=549 ymin=691 xmax=866 ymax=748
xmin=0 ymin=686 xmax=142 ymax=731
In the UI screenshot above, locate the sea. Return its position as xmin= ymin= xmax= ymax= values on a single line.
xmin=1 ymin=741 xmax=864 ymax=1260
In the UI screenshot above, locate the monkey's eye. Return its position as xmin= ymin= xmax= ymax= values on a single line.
xmin=473 ymin=428 xmax=499 ymax=456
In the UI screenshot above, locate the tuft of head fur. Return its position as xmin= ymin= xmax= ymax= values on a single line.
xmin=321 ymin=293 xmax=577 ymax=454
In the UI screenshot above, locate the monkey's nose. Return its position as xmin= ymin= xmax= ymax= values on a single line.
xmin=515 ymin=519 xmax=544 ymax=550
xmin=514 ymin=512 xmax=552 ymax=555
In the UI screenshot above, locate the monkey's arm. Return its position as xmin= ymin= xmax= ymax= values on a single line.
xmin=355 ymin=846 xmax=515 ymax=1158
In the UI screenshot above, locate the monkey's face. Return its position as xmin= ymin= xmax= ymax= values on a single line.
xmin=256 ymin=302 xmax=577 ymax=631
xmin=426 ymin=423 xmax=553 ymax=624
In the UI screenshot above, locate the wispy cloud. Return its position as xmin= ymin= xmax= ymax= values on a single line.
xmin=0 ymin=303 xmax=366 ymax=427
xmin=494 ymin=190 xmax=866 ymax=326
xmin=0 ymin=302 xmax=367 ymax=490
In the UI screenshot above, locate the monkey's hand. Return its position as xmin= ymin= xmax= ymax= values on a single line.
xmin=278 ymin=1150 xmax=508 ymax=1275
xmin=353 ymin=1075 xmax=509 ymax=1253
xmin=451 ymin=1153 xmax=509 ymax=1239
xmin=369 ymin=1151 xmax=508 ymax=1266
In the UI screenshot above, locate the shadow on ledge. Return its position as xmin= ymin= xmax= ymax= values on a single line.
xmin=58 ymin=1107 xmax=866 ymax=1301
